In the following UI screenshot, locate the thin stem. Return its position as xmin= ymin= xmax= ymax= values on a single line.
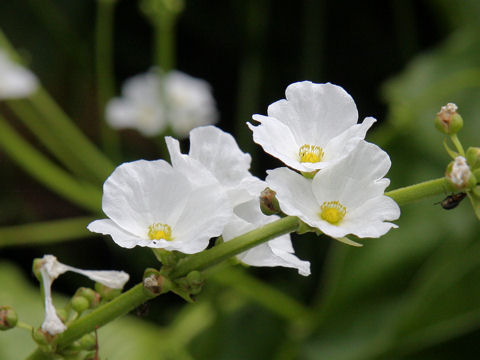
xmin=16 ymin=321 xmax=34 ymax=332
xmin=0 ymin=217 xmax=95 ymax=248
xmin=0 ymin=115 xmax=102 ymax=212
xmin=29 ymin=89 xmax=115 ymax=183
xmin=154 ymin=16 xmax=175 ymax=72
xmin=96 ymin=0 xmax=121 ymax=160
xmin=170 ymin=216 xmax=300 ymax=278
xmin=450 ymin=133 xmax=465 ymax=157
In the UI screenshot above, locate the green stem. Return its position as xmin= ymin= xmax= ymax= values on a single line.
xmin=0 ymin=116 xmax=102 ymax=212
xmin=96 ymin=0 xmax=121 ymax=160
xmin=25 ymin=349 xmax=52 ymax=360
xmin=154 ymin=16 xmax=175 ymax=72
xmin=170 ymin=216 xmax=300 ymax=278
xmin=16 ymin=321 xmax=34 ymax=332
xmin=55 ymin=283 xmax=159 ymax=350
xmin=450 ymin=133 xmax=465 ymax=157
xmin=7 ymin=99 xmax=96 ymax=181
xmin=29 ymin=89 xmax=115 ymax=183
xmin=0 ymin=217 xmax=95 ymax=248
xmin=385 ymin=177 xmax=447 ymax=206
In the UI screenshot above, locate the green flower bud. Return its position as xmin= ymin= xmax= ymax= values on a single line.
xmin=435 ymin=103 xmax=463 ymax=135
xmin=259 ymin=188 xmax=281 ymax=215
xmin=78 ymin=333 xmax=97 ymax=350
xmin=186 ymin=271 xmax=204 ymax=295
xmin=32 ymin=258 xmax=44 ymax=282
xmin=466 ymin=147 xmax=480 ymax=170
xmin=70 ymin=296 xmax=90 ymax=313
xmin=445 ymin=156 xmax=476 ymax=190
xmin=32 ymin=327 xmax=55 ymax=345
xmin=0 ymin=306 xmax=18 ymax=330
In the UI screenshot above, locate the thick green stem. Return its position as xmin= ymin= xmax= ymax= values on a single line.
xmin=385 ymin=177 xmax=447 ymax=206
xmin=170 ymin=216 xmax=300 ymax=278
xmin=0 ymin=116 xmax=102 ymax=212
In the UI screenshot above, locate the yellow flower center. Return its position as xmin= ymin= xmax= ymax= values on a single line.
xmin=319 ymin=201 xmax=346 ymax=224
xmin=148 ymin=223 xmax=173 ymax=241
xmin=299 ymin=144 xmax=324 ymax=163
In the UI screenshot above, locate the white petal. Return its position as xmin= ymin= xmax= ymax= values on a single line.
xmin=101 ymin=159 xmax=191 ymax=238
xmin=266 ymin=167 xmax=319 ymax=220
xmin=267 ymin=82 xmax=358 ymax=145
xmin=87 ymin=219 xmax=141 ymax=249
xmin=0 ymin=51 xmax=38 ymax=99
xmin=189 ymin=126 xmax=252 ymax=186
xmin=65 ymin=267 xmax=129 ymax=289
xmin=39 ymin=261 xmax=66 ymax=335
xmin=248 ymin=115 xmax=304 ymax=171
xmin=169 ymin=184 xmax=232 ymax=254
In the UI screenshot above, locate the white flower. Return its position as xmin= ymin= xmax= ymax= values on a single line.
xmin=447 ymin=156 xmax=471 ymax=188
xmin=0 ymin=49 xmax=38 ymax=99
xmin=248 ymin=81 xmax=375 ymax=172
xmin=87 ymin=159 xmax=232 ymax=254
xmin=266 ymin=141 xmax=400 ymax=240
xmin=106 ymin=70 xmax=217 ymax=138
xmin=166 ymin=126 xmax=309 ymax=274
xmin=223 ymin=200 xmax=311 ymax=276
xmin=106 ymin=71 xmax=166 ymax=136
xmin=38 ymin=255 xmax=129 ymax=335
xmin=166 ymin=125 xmax=264 ymax=206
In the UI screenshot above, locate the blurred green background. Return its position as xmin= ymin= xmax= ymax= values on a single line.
xmin=1 ymin=0 xmax=480 ymax=359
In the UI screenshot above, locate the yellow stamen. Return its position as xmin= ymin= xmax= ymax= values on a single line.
xmin=148 ymin=223 xmax=173 ymax=241
xmin=319 ymin=201 xmax=346 ymax=224
xmin=299 ymin=144 xmax=324 ymax=163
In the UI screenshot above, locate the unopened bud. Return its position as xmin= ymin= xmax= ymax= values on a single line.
xmin=466 ymin=147 xmax=480 ymax=170
xmin=71 ymin=296 xmax=90 ymax=313
xmin=435 ymin=102 xmax=463 ymax=135
xmin=78 ymin=333 xmax=97 ymax=350
xmin=186 ymin=271 xmax=204 ymax=295
xmin=32 ymin=327 xmax=55 ymax=345
xmin=446 ymin=156 xmax=476 ymax=190
xmin=0 ymin=306 xmax=18 ymax=330
xmin=260 ymin=188 xmax=281 ymax=215
xmin=75 ymin=287 xmax=100 ymax=308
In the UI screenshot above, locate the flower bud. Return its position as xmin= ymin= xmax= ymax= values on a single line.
xmin=78 ymin=333 xmax=97 ymax=350
xmin=446 ymin=156 xmax=476 ymax=190
xmin=0 ymin=306 xmax=18 ymax=330
xmin=186 ymin=271 xmax=204 ymax=295
xmin=259 ymin=188 xmax=281 ymax=215
xmin=75 ymin=287 xmax=100 ymax=308
xmin=32 ymin=327 xmax=55 ymax=345
xmin=434 ymin=103 xmax=463 ymax=135
xmin=70 ymin=296 xmax=90 ymax=313
xmin=466 ymin=147 xmax=480 ymax=170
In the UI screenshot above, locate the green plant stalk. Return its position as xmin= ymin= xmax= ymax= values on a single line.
xmin=170 ymin=216 xmax=300 ymax=278
xmin=7 ymin=99 xmax=96 ymax=181
xmin=385 ymin=177 xmax=447 ymax=206
xmin=96 ymin=0 xmax=121 ymax=160
xmin=154 ymin=16 xmax=175 ymax=73
xmin=0 ymin=217 xmax=95 ymax=248
xmin=29 ymin=89 xmax=115 ymax=183
xmin=0 ymin=116 xmax=101 ymax=212
xmin=55 ymin=283 xmax=159 ymax=350
xmin=450 ymin=133 xmax=465 ymax=157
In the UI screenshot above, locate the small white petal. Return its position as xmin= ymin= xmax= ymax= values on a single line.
xmin=64 ymin=267 xmax=129 ymax=289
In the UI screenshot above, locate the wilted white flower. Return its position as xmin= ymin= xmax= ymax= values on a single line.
xmin=248 ymin=81 xmax=375 ymax=172
xmin=447 ymin=156 xmax=471 ymax=188
xmin=38 ymin=255 xmax=129 ymax=335
xmin=106 ymin=70 xmax=217 ymax=137
xmin=0 ymin=49 xmax=38 ymax=99
xmin=87 ymin=159 xmax=232 ymax=254
xmin=266 ymin=141 xmax=400 ymax=240
xmin=166 ymin=126 xmax=309 ymax=274
xmin=223 ymin=199 xmax=311 ymax=276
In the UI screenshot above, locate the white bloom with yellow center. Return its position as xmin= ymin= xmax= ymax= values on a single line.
xmin=0 ymin=49 xmax=38 ymax=99
xmin=106 ymin=70 xmax=217 ymax=138
xmin=266 ymin=141 xmax=400 ymax=239
xmin=248 ymin=81 xmax=375 ymax=172
xmin=87 ymin=159 xmax=232 ymax=254
xmin=223 ymin=199 xmax=311 ymax=276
